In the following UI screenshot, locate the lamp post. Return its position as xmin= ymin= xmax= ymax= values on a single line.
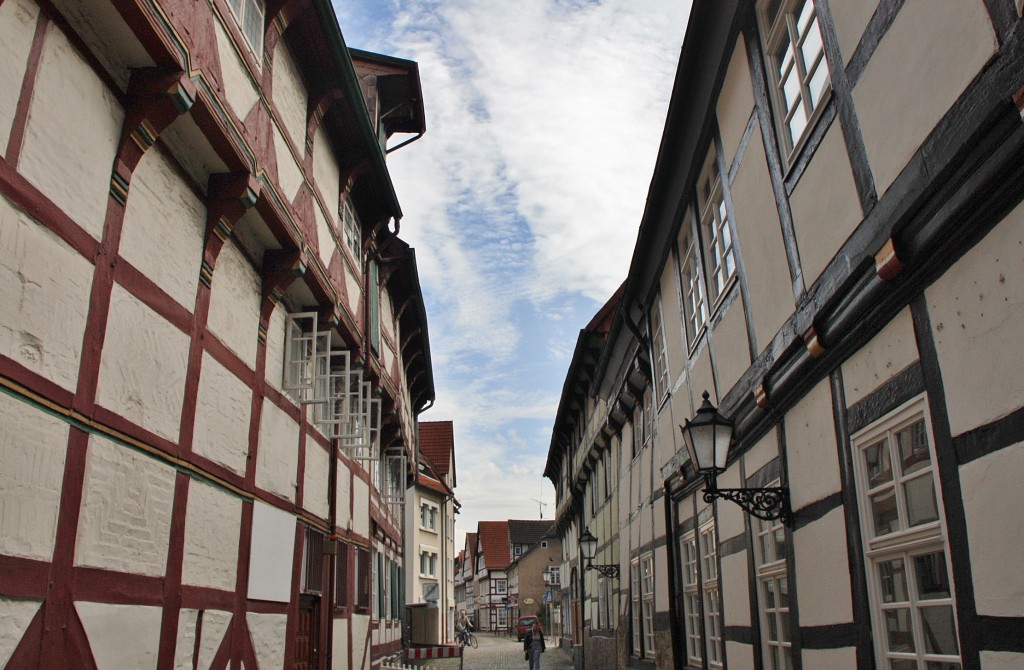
xmin=680 ymin=391 xmax=791 ymax=525
xmin=578 ymin=528 xmax=619 ymax=579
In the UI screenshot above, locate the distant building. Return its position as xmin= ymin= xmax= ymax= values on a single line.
xmin=547 ymin=1 xmax=1024 ymax=669
xmin=507 ymin=524 xmax=561 ymax=637
xmin=474 ymin=520 xmax=512 ymax=632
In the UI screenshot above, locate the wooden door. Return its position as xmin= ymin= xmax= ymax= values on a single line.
xmin=295 ymin=599 xmax=320 ymax=670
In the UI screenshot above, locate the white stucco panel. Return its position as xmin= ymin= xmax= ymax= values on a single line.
xmin=263 ymin=302 xmax=286 ymax=390
xmin=247 ymin=500 xmax=295 ymax=603
xmin=351 ymin=614 xmax=370 ymax=670
xmin=715 ymin=38 xmax=755 ymax=169
xmin=96 ymin=283 xmax=190 ymax=442
xmin=207 ymin=239 xmax=260 ymax=370
xmin=193 ymin=351 xmax=253 ymax=475
xmin=335 ymin=461 xmax=352 ymax=526
xmin=982 ymin=651 xmax=1024 ymax=670
xmin=172 ymin=609 xmax=198 ymax=670
xmin=0 ymin=0 xmax=39 ymax=157
xmin=793 ymin=508 xmax=852 ymax=625
xmin=0 ymin=194 xmax=93 ymax=391
xmin=720 ymin=551 xmax=750 ymax=626
xmin=272 ymin=43 xmax=308 ymax=153
xmin=0 ymin=597 xmax=41 ymax=668
xmin=784 ymin=381 xmax=842 ymax=511
xmin=352 ymin=475 xmax=370 ymax=538
xmin=213 ymin=18 xmax=259 ymax=122
xmin=76 ymin=601 xmax=162 ymax=669
xmin=725 ymin=641 xmax=754 ymax=670
xmin=121 ymin=147 xmax=205 ymax=310
xmin=181 ymin=480 xmax=241 ymax=591
xmin=315 ymin=203 xmax=335 ymax=268
xmin=273 ymin=122 xmax=304 ymax=205
xmin=19 ymin=22 xmax=123 ymax=240
xmin=313 ymin=124 xmax=340 ymax=227
xmin=75 ymin=434 xmax=175 ymax=576
xmin=256 ymin=400 xmax=300 ymax=502
xmin=802 ymin=647 xmax=856 ymax=670
xmin=842 ymin=307 xmax=919 ymax=405
xmin=927 ymin=201 xmax=1024 ymax=434
xmin=197 ymin=610 xmax=233 ymax=670
xmin=247 ymin=612 xmax=287 ymax=670
xmin=331 ymin=618 xmax=349 ymax=670
xmin=960 ymin=442 xmax=1024 ymax=616
xmin=304 ymin=442 xmax=330 ymax=520
xmin=0 ymin=393 xmax=68 ymax=561
xmin=345 ymin=262 xmax=362 ymax=312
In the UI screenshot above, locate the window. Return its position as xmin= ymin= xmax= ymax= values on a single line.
xmin=700 ymin=521 xmax=723 ymax=668
xmin=630 ymin=559 xmax=642 ymax=655
xmin=641 ymin=554 xmax=655 ymax=657
xmin=356 ymin=547 xmax=370 ymax=612
xmin=696 ymin=146 xmax=736 ymax=305
xmin=494 ymin=579 xmax=508 ymax=595
xmin=335 ymin=547 xmax=350 ymax=609
xmin=853 ymin=398 xmax=960 ymax=670
xmin=301 ymin=527 xmax=324 ymax=595
xmin=678 ymin=224 xmax=708 ymax=346
xmin=650 ymin=295 xmax=670 ymax=397
xmin=680 ymin=533 xmax=702 ymax=665
xmin=341 ymin=197 xmax=361 ymax=260
xmin=545 ymin=566 xmax=561 ymax=586
xmin=760 ymin=0 xmax=831 ymax=156
xmin=497 ymin=608 xmax=508 ymax=629
xmin=514 ymin=545 xmax=523 ymax=558
xmin=420 ymin=550 xmax=438 ymax=578
xmin=225 ymin=0 xmax=264 ymax=58
xmin=754 ymin=493 xmax=792 ymax=670
xmin=420 ymin=501 xmax=438 ymax=531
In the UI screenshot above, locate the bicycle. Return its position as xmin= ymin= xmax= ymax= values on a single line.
xmin=456 ymin=629 xmax=478 ymax=649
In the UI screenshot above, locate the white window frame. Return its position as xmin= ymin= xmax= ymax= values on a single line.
xmin=640 ymin=553 xmax=655 ymax=657
xmin=759 ymin=0 xmax=831 ymax=159
xmin=699 ymin=520 xmax=723 ymax=669
xmin=680 ymin=532 xmax=702 ymax=665
xmin=496 ymin=608 xmax=508 ymax=629
xmin=494 ymin=579 xmax=508 ymax=595
xmin=754 ymin=490 xmax=792 ymax=670
xmin=420 ymin=500 xmax=439 ymax=532
xmin=225 ymin=0 xmax=265 ymax=60
xmin=852 ymin=396 xmax=961 ymax=670
xmin=630 ymin=559 xmax=642 ymax=655
xmin=341 ymin=197 xmax=361 ymax=261
xmin=696 ymin=145 xmax=736 ymax=307
xmin=650 ymin=294 xmax=670 ymax=398
xmin=678 ymin=222 xmax=708 ymax=347
xmin=420 ymin=548 xmax=438 ymax=578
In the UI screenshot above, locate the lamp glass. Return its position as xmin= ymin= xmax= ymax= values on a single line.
xmin=681 ymin=391 xmax=734 ymax=474
xmin=579 ymin=528 xmax=597 ymax=561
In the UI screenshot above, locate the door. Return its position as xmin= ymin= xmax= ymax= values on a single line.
xmin=295 ymin=597 xmax=320 ymax=670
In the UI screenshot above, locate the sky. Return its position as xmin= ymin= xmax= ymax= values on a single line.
xmin=332 ymin=0 xmax=692 ymax=549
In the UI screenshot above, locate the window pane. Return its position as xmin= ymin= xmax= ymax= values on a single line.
xmin=872 ymin=488 xmax=900 ymax=536
xmin=885 ymin=608 xmax=915 ymax=652
xmin=787 ymin=106 xmax=807 ymax=148
xmin=926 ymin=663 xmax=961 ymax=670
xmin=779 ymin=610 xmax=790 ymax=642
xmin=914 ymin=552 xmax=950 ymax=600
xmin=879 ymin=558 xmax=909 ymax=603
xmin=796 ymin=0 xmax=814 ymax=34
xmin=781 ymin=62 xmax=801 ymax=113
xmin=765 ymin=579 xmax=776 ymax=608
xmin=778 ymin=576 xmax=790 ymax=608
xmin=807 ymin=57 xmax=829 ymax=107
xmin=904 ymin=474 xmax=939 ymax=527
xmin=774 ymin=526 xmax=787 ymax=561
xmin=921 ymin=605 xmax=959 ymax=656
xmin=799 ymin=18 xmax=823 ymax=72
xmin=898 ymin=421 xmax=931 ymax=475
xmin=891 ymin=660 xmax=915 ymax=670
xmin=865 ymin=440 xmax=893 ymax=487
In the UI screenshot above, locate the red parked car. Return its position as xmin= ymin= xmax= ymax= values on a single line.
xmin=516 ymin=615 xmax=540 ymax=641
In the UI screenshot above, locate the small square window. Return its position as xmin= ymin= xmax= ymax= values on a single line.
xmin=226 ymin=0 xmax=265 ymax=59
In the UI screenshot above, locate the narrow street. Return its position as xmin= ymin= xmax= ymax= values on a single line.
xmin=418 ymin=633 xmax=573 ymax=670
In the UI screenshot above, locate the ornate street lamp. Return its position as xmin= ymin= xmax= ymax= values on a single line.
xmin=578 ymin=528 xmax=619 ymax=579
xmin=680 ymin=391 xmax=791 ymax=525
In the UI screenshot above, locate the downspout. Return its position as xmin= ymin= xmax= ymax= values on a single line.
xmin=663 ymin=479 xmax=683 ymax=670
xmin=326 ymin=438 xmax=339 ymax=668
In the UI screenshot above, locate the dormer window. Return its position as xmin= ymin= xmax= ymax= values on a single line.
xmin=226 ymin=0 xmax=265 ymax=59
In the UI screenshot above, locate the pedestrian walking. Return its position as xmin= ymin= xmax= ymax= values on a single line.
xmin=523 ymin=621 xmax=545 ymax=670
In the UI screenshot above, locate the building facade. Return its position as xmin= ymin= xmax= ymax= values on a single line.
xmin=507 ymin=525 xmax=561 ymax=635
xmin=547 ymin=2 xmax=1024 ymax=670
xmin=0 ymin=0 xmax=433 ymax=668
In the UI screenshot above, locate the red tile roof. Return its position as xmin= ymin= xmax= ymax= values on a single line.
xmin=419 ymin=421 xmax=455 ymax=484
xmin=465 ymin=533 xmax=478 ymax=565
xmin=478 ymin=521 xmax=511 ymax=570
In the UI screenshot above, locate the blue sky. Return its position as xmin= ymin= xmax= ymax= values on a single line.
xmin=332 ymin=0 xmax=692 ymax=548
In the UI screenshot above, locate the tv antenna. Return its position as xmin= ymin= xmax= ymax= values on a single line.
xmin=530 ymin=497 xmax=548 ymax=519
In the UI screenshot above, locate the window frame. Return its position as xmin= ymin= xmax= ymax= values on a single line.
xmin=852 ymin=396 xmax=961 ymax=670
xmin=677 ymin=218 xmax=709 ymax=349
xmin=680 ymin=532 xmax=703 ymax=665
xmin=753 ymin=489 xmax=793 ymax=670
xmin=695 ymin=144 xmax=737 ymax=309
xmin=699 ymin=519 xmax=723 ymax=669
xmin=650 ymin=293 xmax=671 ymax=399
xmin=630 ymin=558 xmax=643 ymax=656
xmin=640 ymin=553 xmax=656 ymax=657
xmin=225 ymin=0 xmax=265 ymax=61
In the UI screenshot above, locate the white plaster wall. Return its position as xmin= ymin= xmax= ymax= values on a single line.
xmin=0 ymin=0 xmax=39 ymax=157
xmin=345 ymin=263 xmax=362 ymax=312
xmin=313 ymin=125 xmax=340 ymax=227
xmin=712 ymin=296 xmax=751 ymax=393
xmin=247 ymin=500 xmax=295 ymax=603
xmin=263 ymin=303 xmax=287 ymax=391
xmin=716 ymin=467 xmax=746 ymax=542
xmin=331 ymin=618 xmax=349 ymax=670
xmin=659 ymin=269 xmax=686 ymax=385
xmin=256 ymin=400 xmax=299 ymax=502
xmin=726 ymin=641 xmax=754 ymax=670
xmin=689 ymin=348 xmax=715 ymax=406
xmin=19 ymin=22 xmax=123 ymax=240
xmin=304 ymin=442 xmax=330 ymax=520
xmin=273 ymin=122 xmax=304 ymax=204
xmin=207 ymin=238 xmax=260 ymax=370
xmin=927 ymin=202 xmax=1024 ymax=434
xmin=75 ymin=434 xmax=175 ymax=576
xmin=120 ymin=147 xmax=205 ymax=310
xmin=193 ymin=351 xmax=252 ymax=475
xmin=351 ymin=614 xmax=370 ymax=670
xmin=829 ymin=0 xmax=877 ymax=65
xmin=214 ymin=18 xmax=259 ymax=122
xmin=721 ymin=551 xmax=750 ymax=626
xmin=729 ymin=128 xmax=795 ymax=345
xmin=802 ymin=646 xmax=856 ymax=670
xmin=197 ymin=610 xmax=233 ymax=669
xmin=0 ymin=597 xmax=41 ymax=668
xmin=0 ymin=392 xmax=68 ymax=561
xmin=790 ymin=120 xmax=862 ymax=285
xmin=336 ymin=461 xmax=352 ymax=527
xmin=315 ymin=204 xmax=335 ymax=268
xmin=842 ymin=307 xmax=918 ymax=405
xmin=0 ymin=194 xmax=93 ymax=391
xmin=785 ymin=381 xmax=841 ymax=511
xmin=792 ymin=508 xmax=852 ymax=625
xmin=959 ymin=442 xmax=1024 ymax=616
xmin=272 ymin=43 xmax=308 ymax=153
xmin=181 ymin=479 xmax=241 ymax=591
xmin=982 ymin=651 xmax=1024 ymax=670
xmin=76 ymin=601 xmax=162 ymax=669
xmin=352 ymin=475 xmax=370 ymax=538
xmin=853 ymin=0 xmax=997 ymax=195
xmin=96 ymin=283 xmax=190 ymax=442
xmin=743 ymin=432 xmax=778 ymax=481
xmin=172 ymin=609 xmax=198 ymax=670
xmin=716 ymin=38 xmax=755 ymax=169
xmin=247 ymin=612 xmax=287 ymax=670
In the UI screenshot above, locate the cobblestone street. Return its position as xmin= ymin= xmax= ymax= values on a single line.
xmin=414 ymin=633 xmax=573 ymax=670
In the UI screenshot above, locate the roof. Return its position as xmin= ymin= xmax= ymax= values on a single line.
xmin=477 ymin=521 xmax=511 ymax=570
xmin=508 ymin=520 xmax=555 ymax=547
xmin=419 ymin=421 xmax=455 ymax=484
xmin=465 ymin=533 xmax=478 ymax=564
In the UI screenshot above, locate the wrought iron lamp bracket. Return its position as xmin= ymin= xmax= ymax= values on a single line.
xmin=702 ymin=473 xmax=792 ymax=525
xmin=585 ymin=562 xmax=620 ymax=579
